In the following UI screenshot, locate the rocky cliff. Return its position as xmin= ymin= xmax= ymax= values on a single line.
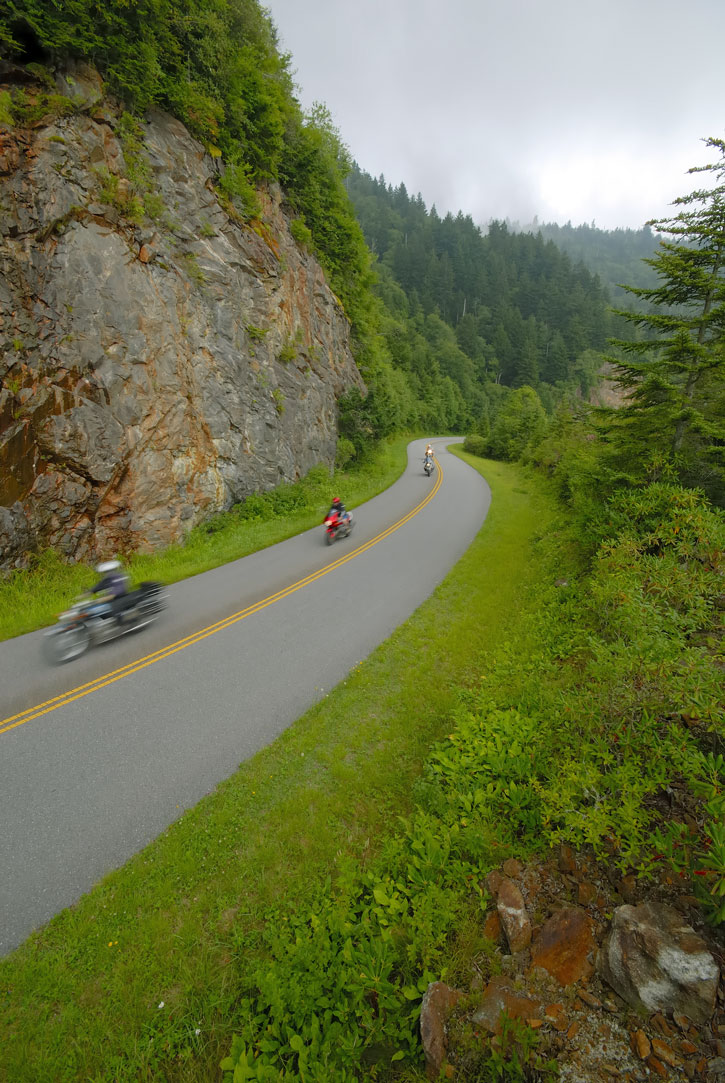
xmin=0 ymin=63 xmax=365 ymax=569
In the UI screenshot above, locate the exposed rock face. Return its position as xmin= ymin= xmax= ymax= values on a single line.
xmin=598 ymin=902 xmax=720 ymax=1024
xmin=0 ymin=64 xmax=365 ymax=568
xmin=496 ymin=875 xmax=532 ymax=953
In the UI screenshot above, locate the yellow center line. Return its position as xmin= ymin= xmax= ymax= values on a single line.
xmin=1 ymin=457 xmax=443 ymax=736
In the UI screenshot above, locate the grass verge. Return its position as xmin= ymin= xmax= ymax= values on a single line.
xmin=0 ymin=437 xmax=408 ymax=641
xmin=0 ymin=454 xmax=561 ymax=1082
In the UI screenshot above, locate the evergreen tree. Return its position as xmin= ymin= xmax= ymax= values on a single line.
xmin=608 ymin=138 xmax=725 ymax=502
xmin=486 ymin=386 xmax=547 ymax=461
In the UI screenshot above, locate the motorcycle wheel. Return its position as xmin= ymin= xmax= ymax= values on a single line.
xmin=325 ymin=530 xmax=335 ymax=545
xmin=44 ymin=623 xmax=90 ymax=665
xmin=128 ymin=598 xmax=160 ymax=632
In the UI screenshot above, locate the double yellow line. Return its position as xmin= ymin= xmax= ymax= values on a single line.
xmin=1 ymin=458 xmax=443 ymax=737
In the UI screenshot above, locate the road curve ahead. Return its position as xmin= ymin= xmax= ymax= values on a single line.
xmin=0 ymin=439 xmax=490 ymax=955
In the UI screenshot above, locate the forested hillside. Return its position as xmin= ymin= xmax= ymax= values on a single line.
xmin=340 ymin=169 xmax=614 ymax=450
xmin=516 ymin=219 xmax=661 ymax=304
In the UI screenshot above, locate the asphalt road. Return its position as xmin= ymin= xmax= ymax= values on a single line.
xmin=0 ymin=438 xmax=490 ymax=955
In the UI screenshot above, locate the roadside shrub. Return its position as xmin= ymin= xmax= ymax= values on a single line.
xmin=462 ymin=434 xmax=487 ymax=457
xmin=335 ymin=436 xmax=356 ymax=470
xmin=486 ymin=386 xmax=547 ymax=462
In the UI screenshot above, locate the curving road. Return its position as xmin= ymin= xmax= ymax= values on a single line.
xmin=0 ymin=439 xmax=490 ymax=955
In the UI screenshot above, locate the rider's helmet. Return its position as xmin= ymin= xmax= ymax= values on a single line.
xmin=332 ymin=497 xmax=341 ymax=506
xmin=97 ymin=559 xmax=121 ymax=574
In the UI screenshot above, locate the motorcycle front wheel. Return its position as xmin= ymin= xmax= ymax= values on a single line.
xmin=325 ymin=530 xmax=335 ymax=545
xmin=44 ymin=623 xmax=90 ymax=665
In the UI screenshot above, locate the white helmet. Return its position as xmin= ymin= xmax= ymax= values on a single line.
xmin=96 ymin=560 xmax=120 ymax=574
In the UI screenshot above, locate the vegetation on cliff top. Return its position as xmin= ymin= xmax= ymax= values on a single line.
xmin=0 ymin=0 xmax=376 ymax=360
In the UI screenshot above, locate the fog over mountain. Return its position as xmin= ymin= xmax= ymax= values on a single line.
xmin=265 ymin=0 xmax=725 ymax=229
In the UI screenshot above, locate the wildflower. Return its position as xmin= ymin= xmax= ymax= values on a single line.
xmin=158 ymin=1001 xmax=165 ymax=1009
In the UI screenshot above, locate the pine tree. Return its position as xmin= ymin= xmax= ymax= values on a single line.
xmin=609 ymin=138 xmax=725 ymax=502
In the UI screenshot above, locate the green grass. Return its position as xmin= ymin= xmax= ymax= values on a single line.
xmin=0 ymin=438 xmax=407 ymax=641
xmin=0 ymin=453 xmax=560 ymax=1082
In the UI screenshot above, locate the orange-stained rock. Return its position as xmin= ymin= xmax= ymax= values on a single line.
xmin=558 ymin=843 xmax=577 ymax=873
xmin=646 ymin=1054 xmax=668 ymax=1078
xmin=577 ymin=988 xmax=602 ymax=1008
xmin=530 ymin=907 xmax=595 ymax=986
xmin=545 ymin=1003 xmax=568 ymax=1032
xmin=471 ymin=976 xmax=541 ymax=1036
xmin=632 ymin=1029 xmax=651 ymax=1060
xmin=650 ymin=1037 xmax=682 ymax=1068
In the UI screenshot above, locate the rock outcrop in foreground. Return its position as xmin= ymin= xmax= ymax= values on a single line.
xmin=420 ymin=849 xmax=723 ymax=1082
xmin=0 ymin=63 xmax=365 ymax=568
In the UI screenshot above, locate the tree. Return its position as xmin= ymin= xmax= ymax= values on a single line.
xmin=608 ymin=138 xmax=725 ymax=502
xmin=486 ymin=386 xmax=547 ymax=462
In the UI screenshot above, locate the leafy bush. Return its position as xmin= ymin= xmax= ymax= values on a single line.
xmin=334 ymin=436 xmax=356 ymax=470
xmin=486 ymin=386 xmax=547 ymax=462
xmin=218 ymin=160 xmax=261 ymax=220
xmin=221 ymin=812 xmax=484 ymax=1079
xmin=462 ymin=434 xmax=487 ymax=457
xmin=289 ymin=216 xmax=313 ymax=250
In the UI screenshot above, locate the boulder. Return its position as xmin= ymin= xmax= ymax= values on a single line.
xmin=420 ymin=981 xmax=462 ymax=1081
xmin=598 ymin=902 xmax=719 ymax=1024
xmin=496 ymin=876 xmax=532 ymax=953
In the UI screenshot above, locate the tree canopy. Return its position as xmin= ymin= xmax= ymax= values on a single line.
xmin=606 ymin=137 xmax=725 ymax=503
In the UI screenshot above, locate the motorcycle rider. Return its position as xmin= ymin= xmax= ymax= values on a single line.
xmin=325 ymin=497 xmax=349 ymax=531
xmin=88 ymin=559 xmax=130 ymax=617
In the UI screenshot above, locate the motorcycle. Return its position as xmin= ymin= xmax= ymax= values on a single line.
xmin=43 ymin=581 xmax=167 ymax=664
xmin=323 ymin=509 xmax=353 ymax=545
xmin=423 ymin=456 xmax=434 ymax=476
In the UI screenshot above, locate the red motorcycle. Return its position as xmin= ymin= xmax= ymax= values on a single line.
xmin=323 ymin=509 xmax=353 ymax=545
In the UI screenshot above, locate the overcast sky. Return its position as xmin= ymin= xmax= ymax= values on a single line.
xmin=263 ymin=0 xmax=725 ymax=231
